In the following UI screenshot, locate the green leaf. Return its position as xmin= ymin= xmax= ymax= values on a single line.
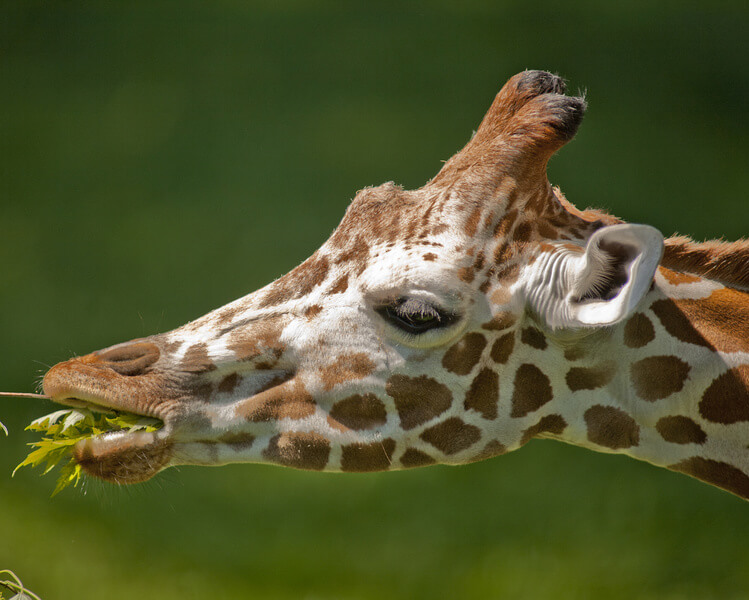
xmin=15 ymin=407 xmax=163 ymax=495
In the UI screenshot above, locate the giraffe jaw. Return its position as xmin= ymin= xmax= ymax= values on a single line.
xmin=71 ymin=427 xmax=173 ymax=485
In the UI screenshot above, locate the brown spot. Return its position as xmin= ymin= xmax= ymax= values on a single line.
xmin=442 ymin=332 xmax=487 ymax=375
xmin=536 ymin=220 xmax=558 ymax=239
xmin=238 ymin=379 xmax=316 ymax=422
xmin=258 ymin=253 xmax=330 ymax=308
xmin=467 ymin=439 xmax=507 ymax=463
xmin=218 ymin=431 xmax=256 ymax=450
xmin=161 ymin=339 xmax=183 ymax=354
xmin=495 ymin=263 xmax=520 ymax=283
xmin=630 ymin=355 xmax=690 ymax=401
xmin=191 ymin=382 xmax=214 ymax=401
xmin=218 ymin=372 xmax=240 ymax=394
xmin=481 ymin=312 xmax=516 ymax=331
xmin=653 ymin=289 xmax=749 ymax=353
xmin=340 ymin=438 xmax=396 ymax=472
xmin=304 ymin=305 xmax=323 ymax=319
xmin=623 ymin=312 xmax=655 ymax=349
xmin=520 ymin=414 xmax=567 ymax=445
xmin=463 ymin=204 xmax=484 ymax=237
xmin=512 ymin=222 xmax=533 ymax=243
xmin=489 ymin=286 xmax=512 ymax=305
xmin=490 ymin=332 xmax=515 ymax=364
xmin=423 ymin=252 xmax=437 ymax=262
xmin=419 ymin=417 xmax=481 ymax=455
xmin=215 ymin=305 xmax=241 ymax=327
xmin=493 ymin=209 xmax=518 ymax=239
xmin=320 ymin=353 xmax=376 ymax=391
xmin=180 ymin=343 xmax=217 ymax=374
xmin=563 ymin=345 xmax=586 ymax=361
xmin=400 ymin=448 xmax=436 ymax=468
xmin=651 ymin=299 xmax=714 ymax=349
xmin=386 ymin=374 xmax=453 ymax=430
xmin=669 ymin=457 xmax=749 ymax=500
xmin=263 ymin=432 xmax=330 ymax=471
xmin=510 ymin=364 xmax=553 ymax=418
xmin=253 ymin=371 xmax=295 ymax=395
xmin=227 ymin=318 xmax=285 ymax=362
xmin=482 ymin=210 xmax=496 ymax=229
xmin=329 ymin=394 xmax=387 ymax=431
xmin=464 ymin=368 xmax=499 ymax=420
xmin=334 ymin=237 xmax=371 ymax=276
xmin=698 ymin=366 xmax=749 ymax=424
xmin=520 ymin=327 xmax=547 ymax=350
xmin=430 ymin=223 xmax=449 ymax=236
xmin=584 ymin=404 xmax=640 ymax=449
xmin=659 ymin=267 xmax=701 ymax=285
xmin=565 ymin=362 xmax=616 ymax=391
xmin=655 ymin=416 xmax=707 ymax=445
xmin=493 ymin=242 xmax=513 ymax=266
xmin=328 ymin=274 xmax=349 ymax=294
xmin=473 ymin=251 xmax=486 ymax=271
xmin=525 ymin=190 xmax=549 ymax=214
xmin=457 ymin=266 xmax=475 ymax=283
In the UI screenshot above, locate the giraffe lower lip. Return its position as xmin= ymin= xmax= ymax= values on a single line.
xmin=73 ymin=429 xmax=173 ymax=484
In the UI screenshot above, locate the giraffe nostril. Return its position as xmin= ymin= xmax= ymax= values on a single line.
xmin=95 ymin=341 xmax=160 ymax=376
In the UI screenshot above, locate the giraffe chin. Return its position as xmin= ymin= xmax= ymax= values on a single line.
xmin=72 ymin=430 xmax=173 ymax=484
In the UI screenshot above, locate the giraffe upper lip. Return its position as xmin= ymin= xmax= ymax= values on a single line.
xmin=42 ymin=353 xmax=174 ymax=424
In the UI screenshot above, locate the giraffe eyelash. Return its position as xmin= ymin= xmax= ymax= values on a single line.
xmin=375 ymin=297 xmax=460 ymax=335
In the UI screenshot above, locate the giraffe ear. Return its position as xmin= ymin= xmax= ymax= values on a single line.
xmin=564 ymin=224 xmax=664 ymax=327
xmin=530 ymin=224 xmax=664 ymax=329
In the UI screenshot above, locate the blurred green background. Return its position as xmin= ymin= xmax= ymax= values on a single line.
xmin=1 ymin=2 xmax=748 ymax=599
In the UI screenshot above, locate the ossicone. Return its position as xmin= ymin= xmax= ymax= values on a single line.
xmin=430 ymin=70 xmax=587 ymax=190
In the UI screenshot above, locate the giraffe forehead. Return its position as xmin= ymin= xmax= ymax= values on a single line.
xmin=328 ymin=183 xmax=453 ymax=247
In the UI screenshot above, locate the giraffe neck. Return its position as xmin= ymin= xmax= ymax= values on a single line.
xmin=544 ymin=267 xmax=749 ymax=499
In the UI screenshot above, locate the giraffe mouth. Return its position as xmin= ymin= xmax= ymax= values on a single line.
xmin=42 ymin=356 xmax=177 ymax=484
xmin=37 ymin=393 xmax=175 ymax=484
xmin=49 ymin=393 xmax=174 ymax=485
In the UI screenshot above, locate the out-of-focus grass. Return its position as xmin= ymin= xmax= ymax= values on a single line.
xmin=3 ymin=445 xmax=749 ymax=599
xmin=1 ymin=2 xmax=747 ymax=599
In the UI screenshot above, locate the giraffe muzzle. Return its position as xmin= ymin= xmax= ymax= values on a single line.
xmin=41 ymin=338 xmax=185 ymax=482
xmin=43 ymin=339 xmax=171 ymax=418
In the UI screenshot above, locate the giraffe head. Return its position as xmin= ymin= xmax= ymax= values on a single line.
xmin=42 ymin=71 xmax=666 ymax=484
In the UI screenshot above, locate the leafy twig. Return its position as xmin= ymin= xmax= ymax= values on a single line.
xmin=14 ymin=408 xmax=162 ymax=495
xmin=0 ymin=569 xmax=43 ymax=600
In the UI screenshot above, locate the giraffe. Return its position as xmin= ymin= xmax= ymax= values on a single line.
xmin=41 ymin=70 xmax=749 ymax=500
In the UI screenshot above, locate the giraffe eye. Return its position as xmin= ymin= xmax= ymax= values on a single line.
xmin=376 ymin=298 xmax=458 ymax=335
